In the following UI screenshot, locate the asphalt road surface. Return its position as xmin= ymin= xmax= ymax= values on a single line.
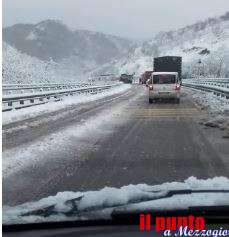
xmin=3 ymin=85 xmax=229 ymax=206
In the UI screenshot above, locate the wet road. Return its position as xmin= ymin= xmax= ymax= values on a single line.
xmin=3 ymin=85 xmax=229 ymax=206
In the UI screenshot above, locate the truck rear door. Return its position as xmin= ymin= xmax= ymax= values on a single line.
xmin=152 ymin=74 xmax=178 ymax=93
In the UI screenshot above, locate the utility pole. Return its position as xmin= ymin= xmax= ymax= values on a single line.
xmin=198 ymin=59 xmax=202 ymax=80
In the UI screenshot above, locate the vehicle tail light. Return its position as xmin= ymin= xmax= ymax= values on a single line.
xmin=175 ymin=84 xmax=181 ymax=90
xmin=149 ymin=85 xmax=153 ymax=90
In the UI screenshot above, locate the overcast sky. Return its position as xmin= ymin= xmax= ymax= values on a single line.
xmin=3 ymin=0 xmax=229 ymax=39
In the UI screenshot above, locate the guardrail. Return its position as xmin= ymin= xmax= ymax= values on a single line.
xmin=182 ymin=78 xmax=229 ymax=99
xmin=2 ymin=83 xmax=98 ymax=96
xmin=2 ymin=83 xmax=121 ymax=112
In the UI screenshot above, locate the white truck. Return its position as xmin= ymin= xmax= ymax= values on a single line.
xmin=148 ymin=56 xmax=182 ymax=104
xmin=148 ymin=72 xmax=181 ymax=103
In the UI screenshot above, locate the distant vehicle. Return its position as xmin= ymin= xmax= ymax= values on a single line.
xmin=148 ymin=72 xmax=181 ymax=104
xmin=154 ymin=56 xmax=182 ymax=82
xmin=140 ymin=71 xmax=153 ymax=84
xmin=119 ymin=74 xmax=133 ymax=84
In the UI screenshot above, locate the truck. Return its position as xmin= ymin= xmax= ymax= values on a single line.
xmin=140 ymin=71 xmax=153 ymax=84
xmin=148 ymin=56 xmax=182 ymax=104
xmin=119 ymin=74 xmax=133 ymax=84
xmin=153 ymin=56 xmax=182 ymax=82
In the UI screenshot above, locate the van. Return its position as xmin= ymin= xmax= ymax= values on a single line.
xmin=148 ymin=72 xmax=181 ymax=104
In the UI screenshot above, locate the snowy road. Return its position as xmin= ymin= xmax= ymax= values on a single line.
xmin=3 ymin=85 xmax=229 ymax=206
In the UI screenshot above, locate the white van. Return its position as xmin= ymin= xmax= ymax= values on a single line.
xmin=148 ymin=72 xmax=181 ymax=104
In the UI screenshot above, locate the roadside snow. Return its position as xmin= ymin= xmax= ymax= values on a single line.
xmin=3 ymin=177 xmax=229 ymax=224
xmin=3 ymin=84 xmax=131 ymax=126
xmin=184 ymin=87 xmax=229 ymax=137
xmin=185 ymin=87 xmax=229 ymax=114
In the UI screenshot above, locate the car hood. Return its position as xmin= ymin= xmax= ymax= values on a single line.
xmin=3 ymin=176 xmax=229 ymax=225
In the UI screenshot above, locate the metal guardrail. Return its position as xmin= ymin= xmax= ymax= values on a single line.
xmin=2 ymin=83 xmax=121 ymax=112
xmin=2 ymin=83 xmax=100 ymax=96
xmin=182 ymin=78 xmax=229 ymax=99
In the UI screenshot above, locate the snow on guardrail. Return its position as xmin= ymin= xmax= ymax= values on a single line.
xmin=2 ymin=83 xmax=121 ymax=112
xmin=182 ymin=78 xmax=229 ymax=99
xmin=2 ymin=82 xmax=110 ymax=95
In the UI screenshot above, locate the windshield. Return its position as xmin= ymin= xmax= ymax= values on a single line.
xmin=153 ymin=74 xmax=177 ymax=84
xmin=2 ymin=0 xmax=229 ymax=232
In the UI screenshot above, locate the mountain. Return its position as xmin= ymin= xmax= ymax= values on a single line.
xmin=3 ymin=20 xmax=134 ymax=73
xmin=98 ymin=12 xmax=229 ymax=78
xmin=3 ymin=12 xmax=229 ymax=82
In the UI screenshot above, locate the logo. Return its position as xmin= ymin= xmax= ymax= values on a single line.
xmin=139 ymin=214 xmax=229 ymax=236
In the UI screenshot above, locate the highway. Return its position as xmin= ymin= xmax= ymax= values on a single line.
xmin=3 ymin=85 xmax=229 ymax=206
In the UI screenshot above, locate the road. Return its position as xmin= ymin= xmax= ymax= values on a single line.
xmin=3 ymin=85 xmax=229 ymax=206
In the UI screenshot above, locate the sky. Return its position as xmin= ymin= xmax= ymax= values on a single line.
xmin=3 ymin=0 xmax=229 ymax=39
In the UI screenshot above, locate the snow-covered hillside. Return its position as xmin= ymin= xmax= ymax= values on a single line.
xmin=99 ymin=12 xmax=229 ymax=78
xmin=2 ymin=42 xmax=89 ymax=84
xmin=3 ymin=20 xmax=134 ymax=75
xmin=3 ymin=42 xmax=55 ymax=84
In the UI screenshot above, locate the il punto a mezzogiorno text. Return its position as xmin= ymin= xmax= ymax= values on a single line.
xmin=139 ymin=214 xmax=229 ymax=236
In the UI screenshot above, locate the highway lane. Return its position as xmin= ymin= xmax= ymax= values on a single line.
xmin=3 ymin=85 xmax=229 ymax=206
xmin=2 ymin=87 xmax=134 ymax=150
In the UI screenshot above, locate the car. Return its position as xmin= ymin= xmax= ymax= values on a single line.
xmin=148 ymin=72 xmax=181 ymax=104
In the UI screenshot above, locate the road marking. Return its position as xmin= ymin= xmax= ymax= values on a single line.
xmin=129 ymin=108 xmax=198 ymax=112
xmin=133 ymin=115 xmax=199 ymax=118
xmin=125 ymin=107 xmax=206 ymax=118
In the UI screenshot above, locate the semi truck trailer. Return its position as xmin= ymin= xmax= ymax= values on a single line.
xmin=154 ymin=56 xmax=182 ymax=82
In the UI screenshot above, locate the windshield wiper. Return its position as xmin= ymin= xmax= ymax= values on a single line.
xmin=4 ymin=205 xmax=229 ymax=232
xmin=3 ymin=190 xmax=229 ymax=232
xmin=21 ymin=189 xmax=229 ymax=218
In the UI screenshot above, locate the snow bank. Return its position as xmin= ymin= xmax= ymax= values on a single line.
xmin=184 ymin=87 xmax=229 ymax=114
xmin=3 ymin=177 xmax=229 ymax=224
xmin=3 ymin=84 xmax=131 ymax=126
xmin=184 ymin=87 xmax=229 ymax=136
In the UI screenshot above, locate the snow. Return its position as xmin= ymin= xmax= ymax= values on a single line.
xmin=2 ymin=84 xmax=133 ymax=178
xmin=26 ymin=32 xmax=37 ymax=41
xmin=3 ymin=177 xmax=229 ymax=224
xmin=99 ymin=13 xmax=229 ymax=78
xmin=3 ymin=83 xmax=119 ymax=99
xmin=184 ymin=87 xmax=229 ymax=114
xmin=117 ymin=55 xmax=154 ymax=76
xmin=2 ymin=42 xmax=58 ymax=84
xmin=2 ymin=42 xmax=105 ymax=84
xmin=3 ymin=84 xmax=131 ymax=126
xmin=3 ymin=19 xmax=134 ymax=82
xmin=153 ymin=72 xmax=178 ymax=75
xmin=183 ymin=87 xmax=229 ymax=136
xmin=118 ymin=192 xmax=229 ymax=214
